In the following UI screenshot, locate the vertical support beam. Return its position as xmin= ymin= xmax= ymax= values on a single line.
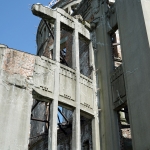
xmin=89 ymin=41 xmax=101 ymax=150
xmin=116 ymin=0 xmax=150 ymax=149
xmin=72 ymin=21 xmax=81 ymax=150
xmin=95 ymin=2 xmax=120 ymax=149
xmin=48 ymin=12 xmax=61 ymax=150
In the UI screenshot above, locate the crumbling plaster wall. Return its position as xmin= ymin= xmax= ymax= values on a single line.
xmin=0 ymin=45 xmax=35 ymax=150
xmin=0 ymin=45 xmax=52 ymax=150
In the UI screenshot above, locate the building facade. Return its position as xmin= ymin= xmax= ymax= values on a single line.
xmin=0 ymin=0 xmax=150 ymax=150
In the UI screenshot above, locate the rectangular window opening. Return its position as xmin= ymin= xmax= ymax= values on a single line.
xmin=117 ymin=105 xmax=133 ymax=150
xmin=111 ymin=29 xmax=122 ymax=69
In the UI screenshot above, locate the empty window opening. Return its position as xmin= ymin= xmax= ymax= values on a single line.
xmin=60 ymin=29 xmax=73 ymax=68
xmin=81 ymin=116 xmax=92 ymax=150
xmin=57 ymin=107 xmax=73 ymax=150
xmin=29 ymin=100 xmax=50 ymax=150
xmin=37 ymin=21 xmax=54 ymax=59
xmin=29 ymin=101 xmax=73 ymax=150
xmin=60 ymin=47 xmax=67 ymax=65
xmin=111 ymin=29 xmax=122 ymax=69
xmin=117 ymin=105 xmax=133 ymax=150
xmin=79 ymin=36 xmax=92 ymax=78
xmin=82 ymin=140 xmax=90 ymax=150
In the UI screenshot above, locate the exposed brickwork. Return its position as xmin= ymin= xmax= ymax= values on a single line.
xmin=2 ymin=48 xmax=35 ymax=77
xmin=122 ymin=128 xmax=132 ymax=139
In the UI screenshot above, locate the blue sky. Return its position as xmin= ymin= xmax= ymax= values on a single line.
xmin=0 ymin=1 xmax=51 ymax=55
xmin=0 ymin=0 xmax=63 ymax=123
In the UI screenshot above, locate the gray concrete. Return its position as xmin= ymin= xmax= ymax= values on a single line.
xmin=89 ymin=41 xmax=101 ymax=150
xmin=0 ymin=72 xmax=33 ymax=150
xmin=116 ymin=0 xmax=150 ymax=149
xmin=72 ymin=21 xmax=81 ymax=150
xmin=95 ymin=2 xmax=120 ymax=149
xmin=0 ymin=1 xmax=123 ymax=150
xmin=31 ymin=4 xmax=99 ymax=149
xmin=0 ymin=46 xmax=34 ymax=150
xmin=48 ymin=12 xmax=61 ymax=150
xmin=1 ymin=0 xmax=150 ymax=150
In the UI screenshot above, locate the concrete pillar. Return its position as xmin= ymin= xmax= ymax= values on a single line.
xmin=95 ymin=3 xmax=120 ymax=149
xmin=89 ymin=41 xmax=101 ymax=150
xmin=72 ymin=21 xmax=81 ymax=150
xmin=48 ymin=13 xmax=61 ymax=150
xmin=116 ymin=0 xmax=150 ymax=149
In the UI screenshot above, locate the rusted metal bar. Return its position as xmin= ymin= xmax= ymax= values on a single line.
xmin=120 ymin=109 xmax=128 ymax=113
xmin=58 ymin=108 xmax=69 ymax=124
xmin=48 ymin=102 xmax=50 ymax=130
xmin=60 ymin=50 xmax=69 ymax=66
xmin=44 ymin=20 xmax=68 ymax=66
xmin=43 ymin=20 xmax=54 ymax=39
xmin=57 ymin=115 xmax=67 ymax=135
xmin=31 ymin=117 xmax=49 ymax=123
xmin=31 ymin=101 xmax=39 ymax=112
xmin=112 ymin=43 xmax=120 ymax=46
xmin=29 ymin=133 xmax=48 ymax=139
xmin=37 ymin=38 xmax=49 ymax=55
xmin=58 ymin=115 xmax=61 ymax=123
xmin=121 ymin=124 xmax=130 ymax=129
xmin=58 ymin=124 xmax=67 ymax=135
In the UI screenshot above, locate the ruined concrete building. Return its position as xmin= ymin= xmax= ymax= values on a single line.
xmin=0 ymin=0 xmax=150 ymax=150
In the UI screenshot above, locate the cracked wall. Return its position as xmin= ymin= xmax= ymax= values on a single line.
xmin=0 ymin=45 xmax=35 ymax=150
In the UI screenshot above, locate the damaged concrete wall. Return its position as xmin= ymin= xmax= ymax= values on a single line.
xmin=34 ymin=8 xmax=93 ymax=149
xmin=36 ymin=20 xmax=91 ymax=77
xmin=30 ymin=3 xmax=98 ymax=149
xmin=0 ymin=3 xmax=98 ymax=150
xmin=0 ymin=45 xmax=35 ymax=150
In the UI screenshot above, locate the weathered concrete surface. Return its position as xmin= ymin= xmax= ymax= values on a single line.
xmin=116 ymin=0 xmax=150 ymax=149
xmin=72 ymin=21 xmax=81 ymax=150
xmin=0 ymin=2 xmax=102 ymax=150
xmin=141 ymin=0 xmax=150 ymax=45
xmin=31 ymin=4 xmax=91 ymax=40
xmin=29 ymin=0 xmax=150 ymax=149
xmin=95 ymin=2 xmax=120 ymax=150
xmin=48 ymin=13 xmax=61 ymax=150
xmin=0 ymin=44 xmax=98 ymax=150
xmin=0 ymin=46 xmax=34 ymax=150
xmin=0 ymin=78 xmax=33 ymax=150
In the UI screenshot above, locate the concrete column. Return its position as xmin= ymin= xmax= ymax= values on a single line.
xmin=116 ymin=0 xmax=150 ymax=149
xmin=72 ymin=21 xmax=81 ymax=150
xmin=89 ymin=41 xmax=101 ymax=150
xmin=48 ymin=13 xmax=61 ymax=150
xmin=95 ymin=3 xmax=120 ymax=149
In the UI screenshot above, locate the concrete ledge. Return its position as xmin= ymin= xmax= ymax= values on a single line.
xmin=0 ymin=44 xmax=8 ymax=48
